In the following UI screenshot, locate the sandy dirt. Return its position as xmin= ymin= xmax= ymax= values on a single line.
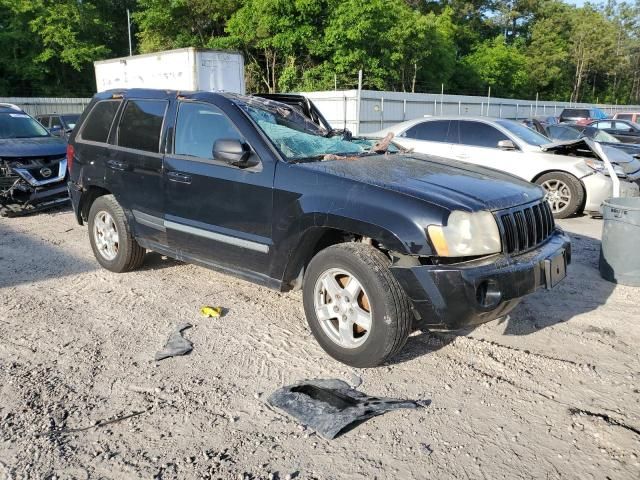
xmin=0 ymin=207 xmax=638 ymax=480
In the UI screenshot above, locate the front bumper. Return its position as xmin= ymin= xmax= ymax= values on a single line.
xmin=582 ymin=173 xmax=639 ymax=212
xmin=391 ymin=230 xmax=571 ymax=330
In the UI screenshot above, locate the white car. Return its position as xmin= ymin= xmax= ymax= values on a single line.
xmin=370 ymin=116 xmax=640 ymax=218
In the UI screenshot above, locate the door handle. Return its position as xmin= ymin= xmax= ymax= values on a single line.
xmin=167 ymin=171 xmax=192 ymax=184
xmin=107 ymin=159 xmax=128 ymax=171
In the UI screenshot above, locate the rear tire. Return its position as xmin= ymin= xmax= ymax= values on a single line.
xmin=535 ymin=172 xmax=584 ymax=219
xmin=88 ymin=195 xmax=145 ymax=272
xmin=302 ymin=243 xmax=412 ymax=368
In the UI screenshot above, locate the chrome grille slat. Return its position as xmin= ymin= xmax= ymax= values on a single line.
xmin=497 ymin=200 xmax=555 ymax=255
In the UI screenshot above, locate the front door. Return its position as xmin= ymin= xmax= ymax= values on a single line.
xmin=448 ymin=120 xmax=529 ymax=180
xmin=163 ymin=100 xmax=275 ymax=277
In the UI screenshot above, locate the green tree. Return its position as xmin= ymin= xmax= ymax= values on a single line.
xmin=212 ymin=0 xmax=331 ymax=93
xmin=134 ymin=0 xmax=240 ymax=52
xmin=0 ymin=0 xmax=115 ymax=96
xmin=320 ymin=0 xmax=456 ymax=91
xmin=460 ymin=36 xmax=529 ymax=96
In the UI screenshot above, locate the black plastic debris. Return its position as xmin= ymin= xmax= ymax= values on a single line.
xmin=154 ymin=323 xmax=193 ymax=361
xmin=268 ymin=379 xmax=428 ymax=439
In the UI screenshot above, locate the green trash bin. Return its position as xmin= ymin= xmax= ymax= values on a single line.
xmin=599 ymin=197 xmax=640 ymax=286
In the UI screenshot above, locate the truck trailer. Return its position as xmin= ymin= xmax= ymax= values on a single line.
xmin=94 ymin=48 xmax=245 ymax=94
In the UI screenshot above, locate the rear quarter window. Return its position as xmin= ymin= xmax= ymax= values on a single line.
xmin=117 ymin=99 xmax=167 ymax=153
xmin=80 ymin=100 xmax=121 ymax=143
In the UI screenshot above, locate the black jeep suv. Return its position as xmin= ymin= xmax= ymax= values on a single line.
xmin=68 ymin=89 xmax=571 ymax=367
xmin=0 ymin=104 xmax=68 ymax=216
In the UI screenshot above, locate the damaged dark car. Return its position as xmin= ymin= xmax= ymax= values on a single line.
xmin=0 ymin=104 xmax=68 ymax=216
xmin=68 ymin=89 xmax=571 ymax=367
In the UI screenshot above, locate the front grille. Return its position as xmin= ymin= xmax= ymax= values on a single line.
xmin=497 ymin=200 xmax=555 ymax=254
xmin=28 ymin=160 xmax=61 ymax=181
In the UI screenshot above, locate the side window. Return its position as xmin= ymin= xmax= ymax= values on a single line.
xmin=117 ymin=99 xmax=167 ymax=153
xmin=50 ymin=116 xmax=62 ymax=129
xmin=174 ymin=102 xmax=244 ymax=160
xmin=595 ymin=121 xmax=613 ymax=129
xmin=613 ymin=121 xmax=632 ymax=132
xmin=80 ymin=100 xmax=121 ymax=143
xmin=38 ymin=116 xmax=50 ymax=127
xmin=404 ymin=120 xmax=452 ymax=143
xmin=458 ymin=121 xmax=508 ymax=148
xmin=616 ymin=114 xmax=631 ymax=121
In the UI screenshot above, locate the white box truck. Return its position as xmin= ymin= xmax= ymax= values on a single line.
xmin=94 ymin=48 xmax=245 ymax=94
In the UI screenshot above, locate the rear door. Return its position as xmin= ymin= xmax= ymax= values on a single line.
xmin=397 ymin=120 xmax=456 ymax=158
xmin=163 ymin=99 xmax=275 ymax=276
xmin=106 ymin=98 xmax=168 ymax=244
xmin=74 ymin=98 xmax=122 ymax=193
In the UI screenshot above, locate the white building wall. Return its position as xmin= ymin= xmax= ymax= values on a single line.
xmin=301 ymin=89 xmax=640 ymax=135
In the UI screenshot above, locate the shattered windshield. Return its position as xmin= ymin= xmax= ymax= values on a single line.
xmin=238 ymin=97 xmax=372 ymax=162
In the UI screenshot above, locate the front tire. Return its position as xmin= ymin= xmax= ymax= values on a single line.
xmin=88 ymin=195 xmax=145 ymax=272
xmin=535 ymin=171 xmax=584 ymax=219
xmin=302 ymin=243 xmax=412 ymax=368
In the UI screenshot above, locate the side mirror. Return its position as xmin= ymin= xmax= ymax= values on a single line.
xmin=497 ymin=139 xmax=516 ymax=150
xmin=213 ymin=139 xmax=257 ymax=168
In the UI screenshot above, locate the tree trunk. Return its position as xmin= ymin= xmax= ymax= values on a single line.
xmin=271 ymin=52 xmax=277 ymax=93
xmin=411 ymin=62 xmax=417 ymax=94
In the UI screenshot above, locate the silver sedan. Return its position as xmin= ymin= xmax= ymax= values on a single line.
xmin=370 ymin=116 xmax=640 ymax=218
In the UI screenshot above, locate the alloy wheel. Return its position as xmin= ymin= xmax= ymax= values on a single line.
xmin=93 ymin=210 xmax=119 ymax=261
xmin=313 ymin=267 xmax=373 ymax=349
xmin=541 ymin=179 xmax=572 ymax=214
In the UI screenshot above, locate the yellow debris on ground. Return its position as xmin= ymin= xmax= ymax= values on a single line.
xmin=200 ymin=305 xmax=223 ymax=318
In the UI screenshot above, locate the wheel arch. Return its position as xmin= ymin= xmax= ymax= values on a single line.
xmin=531 ymin=169 xmax=587 ymax=215
xmin=79 ymin=185 xmax=112 ymax=224
xmin=280 ymin=224 xmax=407 ymax=290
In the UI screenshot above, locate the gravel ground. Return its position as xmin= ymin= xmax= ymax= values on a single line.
xmin=0 ymin=207 xmax=638 ymax=480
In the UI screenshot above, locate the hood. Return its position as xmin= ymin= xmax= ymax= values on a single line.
xmin=599 ymin=141 xmax=640 ymax=159
xmin=297 ymin=153 xmax=544 ymax=212
xmin=0 ymin=136 xmax=67 ymax=159
xmin=539 ymin=138 xmax=593 ymax=153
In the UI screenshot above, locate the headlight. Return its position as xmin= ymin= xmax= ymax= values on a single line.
xmin=427 ymin=210 xmax=502 ymax=257
xmin=584 ymin=158 xmax=625 ymax=177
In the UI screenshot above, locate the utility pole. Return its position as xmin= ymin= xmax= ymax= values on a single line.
xmin=356 ymin=70 xmax=363 ymax=135
xmin=127 ymin=9 xmax=133 ymax=56
xmin=486 ymin=86 xmax=491 ymax=116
